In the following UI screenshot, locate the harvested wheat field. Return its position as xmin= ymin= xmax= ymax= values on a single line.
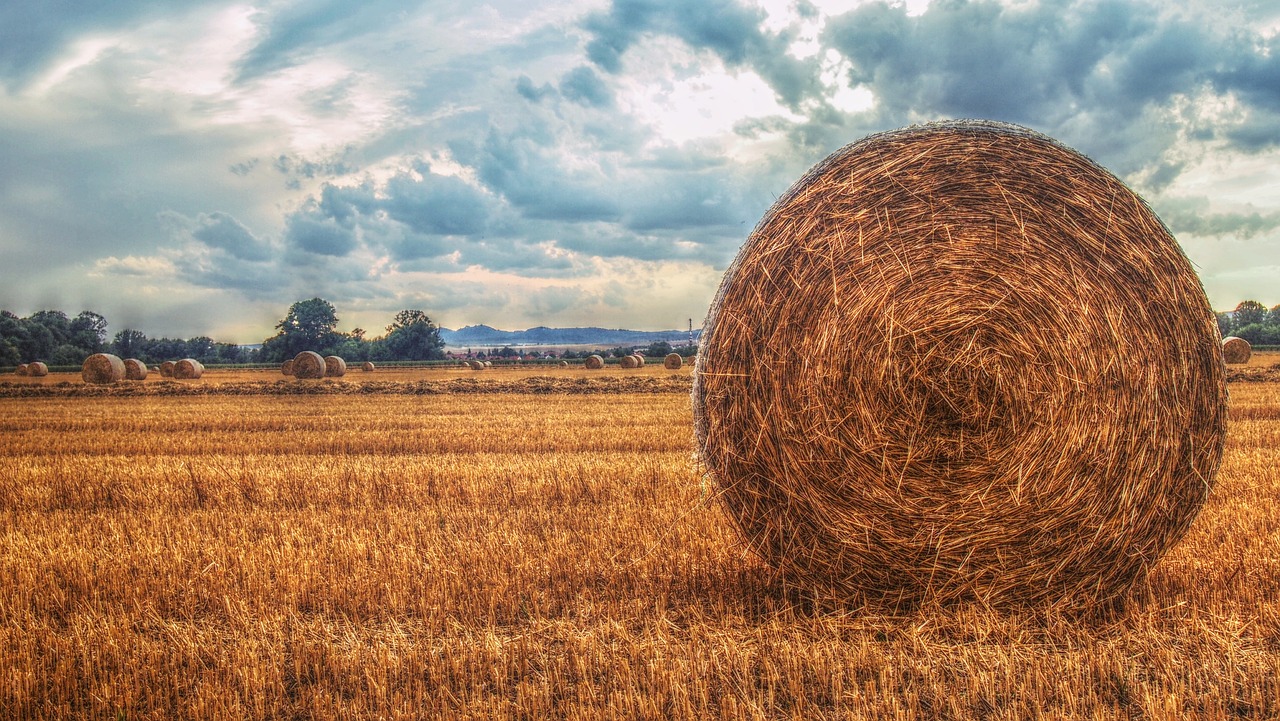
xmin=0 ymin=375 xmax=1278 ymax=719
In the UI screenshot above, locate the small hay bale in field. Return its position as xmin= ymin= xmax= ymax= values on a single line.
xmin=1222 ymin=336 xmax=1251 ymax=364
xmin=292 ymin=351 xmax=326 ymax=379
xmin=620 ymin=355 xmax=638 ymax=369
xmin=123 ymin=358 xmax=148 ymax=380
xmin=160 ymin=361 xmax=176 ymax=377
xmin=468 ymin=360 xmax=484 ymax=370
xmin=633 ymin=354 xmax=646 ymax=367
xmin=559 ymin=360 xmax=570 ymax=368
xmin=584 ymin=354 xmax=604 ymax=370
xmin=483 ymin=360 xmax=492 ymax=368
xmin=173 ymin=358 xmax=204 ymax=380
xmin=664 ymin=353 xmax=683 ymax=370
xmin=362 ymin=361 xmax=375 ymax=372
xmin=324 ymin=355 xmax=346 ymax=377
xmin=82 ymin=353 xmax=125 ymax=384
xmin=281 ymin=359 xmax=295 ymax=376
xmin=15 ymin=363 xmax=27 ymax=376
xmin=693 ymin=120 xmax=1227 ymax=611
xmin=27 ymin=361 xmax=48 ymax=377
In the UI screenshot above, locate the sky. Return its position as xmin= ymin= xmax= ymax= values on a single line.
xmin=1 ymin=0 xmax=1278 ymax=344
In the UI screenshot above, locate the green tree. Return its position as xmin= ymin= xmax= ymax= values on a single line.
xmin=69 ymin=311 xmax=107 ymax=353
xmin=261 ymin=298 xmax=342 ymax=362
xmin=1216 ymin=312 xmax=1233 ymax=338
xmin=644 ymin=340 xmax=673 ymax=357
xmin=112 ymin=329 xmax=149 ymax=359
xmin=1233 ymin=300 xmax=1268 ymax=327
xmin=1269 ymin=304 xmax=1280 ymax=327
xmin=382 ymin=310 xmax=445 ymax=361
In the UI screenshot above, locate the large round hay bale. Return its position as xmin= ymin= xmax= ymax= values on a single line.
xmin=281 ymin=359 xmax=295 ymax=376
xmin=123 ymin=358 xmax=148 ymax=380
xmin=292 ymin=351 xmax=326 ymax=379
xmin=1222 ymin=336 xmax=1251 ymax=365
xmin=15 ymin=363 xmax=27 ymax=376
xmin=584 ymin=354 xmax=605 ymax=370
xmin=664 ymin=353 xmax=683 ymax=370
xmin=693 ymin=120 xmax=1227 ymax=610
xmin=159 ymin=361 xmax=176 ymax=377
xmin=324 ymin=356 xmax=346 ymax=377
xmin=620 ymin=355 xmax=638 ymax=369
xmin=362 ymin=361 xmax=375 ymax=372
xmin=27 ymin=362 xmax=48 ymax=377
xmin=82 ymin=353 xmax=125 ymax=384
xmin=173 ymin=358 xmax=204 ymax=379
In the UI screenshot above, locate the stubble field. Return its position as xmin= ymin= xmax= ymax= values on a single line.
xmin=1 ymin=361 xmax=1279 ymax=719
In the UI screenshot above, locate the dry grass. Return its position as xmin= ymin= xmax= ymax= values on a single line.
xmin=0 ymin=379 xmax=1277 ymax=718
xmin=694 ymin=120 xmax=1226 ymax=612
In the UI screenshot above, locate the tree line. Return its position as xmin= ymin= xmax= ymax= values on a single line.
xmin=0 ymin=298 xmax=444 ymax=367
xmin=1218 ymin=301 xmax=1280 ymax=346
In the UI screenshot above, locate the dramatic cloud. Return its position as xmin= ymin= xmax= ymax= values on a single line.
xmin=1 ymin=0 xmax=1278 ymax=343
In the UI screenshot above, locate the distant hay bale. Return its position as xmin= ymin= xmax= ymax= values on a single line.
xmin=15 ymin=363 xmax=27 ymax=376
xmin=559 ymin=360 xmax=569 ymax=368
xmin=27 ymin=362 xmax=48 ymax=377
xmin=324 ymin=356 xmax=346 ymax=377
xmin=468 ymin=360 xmax=485 ymax=370
xmin=620 ymin=355 xmax=638 ymax=369
xmin=483 ymin=360 xmax=492 ymax=368
xmin=173 ymin=358 xmax=204 ymax=380
xmin=664 ymin=353 xmax=683 ymax=370
xmin=692 ymin=120 xmax=1227 ymax=611
xmin=281 ymin=359 xmax=295 ymax=376
xmin=362 ymin=361 xmax=375 ymax=372
xmin=82 ymin=353 xmax=126 ymax=384
xmin=123 ymin=358 xmax=148 ymax=380
xmin=584 ymin=354 xmax=604 ymax=370
xmin=1222 ymin=336 xmax=1251 ymax=364
xmin=633 ymin=354 xmax=646 ymax=367
xmin=292 ymin=351 xmax=325 ymax=379
xmin=160 ymin=361 xmax=176 ymax=377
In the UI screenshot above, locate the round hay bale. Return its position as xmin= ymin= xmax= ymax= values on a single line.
xmin=15 ymin=363 xmax=27 ymax=376
xmin=633 ymin=354 xmax=646 ymax=367
xmin=584 ymin=354 xmax=605 ymax=370
xmin=292 ymin=351 xmax=326 ymax=379
xmin=173 ymin=358 xmax=204 ymax=380
xmin=664 ymin=353 xmax=683 ymax=370
xmin=82 ymin=353 xmax=125 ymax=384
xmin=362 ymin=361 xmax=375 ymax=372
xmin=324 ymin=356 xmax=347 ymax=377
xmin=123 ymin=358 xmax=148 ymax=381
xmin=483 ymin=360 xmax=493 ymax=368
xmin=27 ymin=362 xmax=48 ymax=377
xmin=281 ymin=359 xmax=295 ymax=376
xmin=1222 ymin=336 xmax=1251 ymax=365
xmin=468 ymin=360 xmax=484 ymax=370
xmin=559 ymin=360 xmax=570 ymax=368
xmin=693 ymin=120 xmax=1227 ymax=610
xmin=160 ymin=361 xmax=176 ymax=377
xmin=620 ymin=355 xmax=638 ymax=369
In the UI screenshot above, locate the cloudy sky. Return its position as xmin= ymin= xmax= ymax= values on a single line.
xmin=1 ymin=0 xmax=1278 ymax=343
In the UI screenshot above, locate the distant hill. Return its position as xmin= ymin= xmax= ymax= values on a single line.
xmin=440 ymin=325 xmax=699 ymax=348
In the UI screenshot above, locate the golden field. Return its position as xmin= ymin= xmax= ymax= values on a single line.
xmin=1 ymin=362 xmax=1279 ymax=719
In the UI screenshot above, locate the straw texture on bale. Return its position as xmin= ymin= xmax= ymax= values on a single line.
xmin=324 ymin=356 xmax=347 ymax=377
xmin=173 ymin=358 xmax=204 ymax=380
xmin=281 ymin=359 xmax=295 ymax=376
xmin=1222 ymin=336 xmax=1251 ymax=365
xmin=27 ymin=362 xmax=48 ymax=377
xmin=620 ymin=355 xmax=638 ymax=369
xmin=584 ymin=354 xmax=605 ymax=370
xmin=123 ymin=358 xmax=148 ymax=380
xmin=160 ymin=361 xmax=176 ymax=377
xmin=633 ymin=354 xmax=646 ymax=367
xmin=362 ymin=361 xmax=375 ymax=372
xmin=292 ymin=351 xmax=326 ymax=379
xmin=693 ymin=120 xmax=1227 ymax=611
xmin=82 ymin=353 xmax=126 ymax=384
xmin=15 ymin=364 xmax=27 ymax=376
xmin=664 ymin=353 xmax=683 ymax=370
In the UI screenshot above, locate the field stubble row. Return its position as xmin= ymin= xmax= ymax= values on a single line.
xmin=1 ymin=387 xmax=1279 ymax=719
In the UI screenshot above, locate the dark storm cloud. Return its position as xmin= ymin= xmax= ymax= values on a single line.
xmin=582 ymin=0 xmax=819 ymax=109
xmin=382 ymin=168 xmax=493 ymax=237
xmin=191 ymin=212 xmax=272 ymax=261
xmin=284 ymin=209 xmax=358 ymax=256
xmin=559 ymin=66 xmax=614 ymax=108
